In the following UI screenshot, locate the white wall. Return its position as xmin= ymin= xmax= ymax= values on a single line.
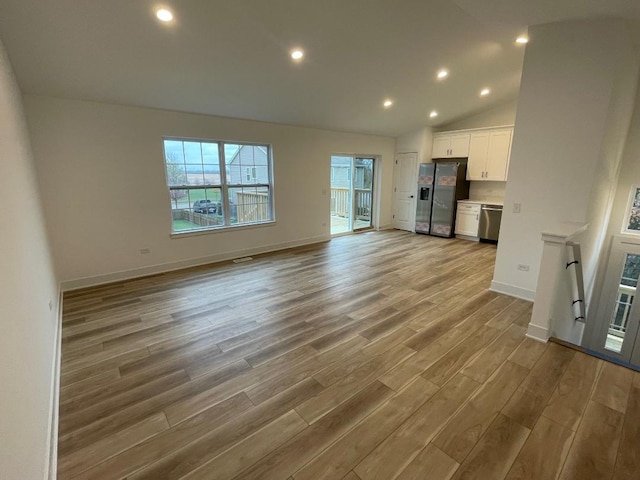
xmin=492 ymin=19 xmax=639 ymax=305
xmin=585 ymin=77 xmax=640 ymax=344
xmin=437 ymin=99 xmax=518 ymax=132
xmin=605 ymin=84 xmax=640 ymax=244
xmin=24 ymin=96 xmax=396 ymax=287
xmin=579 ymin=42 xmax=640 ymax=307
xmin=0 ymin=42 xmax=59 ymax=479
xmin=396 ymin=126 xmax=433 ymax=164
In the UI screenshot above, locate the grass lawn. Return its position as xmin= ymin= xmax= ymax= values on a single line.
xmin=172 ymin=219 xmax=202 ymax=231
xmin=173 ymin=188 xmax=223 ymax=209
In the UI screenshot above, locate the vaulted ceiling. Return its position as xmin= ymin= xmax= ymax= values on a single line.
xmin=0 ymin=0 xmax=639 ymax=136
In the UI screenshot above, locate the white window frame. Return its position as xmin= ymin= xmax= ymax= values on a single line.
xmin=163 ymin=137 xmax=275 ymax=235
xmin=623 ymin=185 xmax=640 ymax=235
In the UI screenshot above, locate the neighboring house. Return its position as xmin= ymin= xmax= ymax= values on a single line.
xmin=225 ymin=145 xmax=271 ymax=223
xmin=226 ymin=145 xmax=270 ymax=185
xmin=330 ymin=157 xmax=369 ymax=190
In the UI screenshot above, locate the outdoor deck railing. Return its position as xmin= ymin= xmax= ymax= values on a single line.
xmin=609 ymin=284 xmax=636 ymax=337
xmin=330 ymin=187 xmax=372 ymax=220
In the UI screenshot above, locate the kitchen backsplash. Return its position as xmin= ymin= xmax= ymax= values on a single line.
xmin=469 ymin=181 xmax=506 ymax=203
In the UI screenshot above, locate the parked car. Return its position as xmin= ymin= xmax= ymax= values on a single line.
xmin=193 ymin=199 xmax=218 ymax=214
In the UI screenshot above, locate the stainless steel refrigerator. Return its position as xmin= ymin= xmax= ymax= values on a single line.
xmin=415 ymin=161 xmax=470 ymax=237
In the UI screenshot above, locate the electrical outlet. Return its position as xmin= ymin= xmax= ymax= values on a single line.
xmin=513 ymin=203 xmax=521 ymax=214
xmin=140 ymin=248 xmax=151 ymax=255
xmin=517 ymin=264 xmax=530 ymax=272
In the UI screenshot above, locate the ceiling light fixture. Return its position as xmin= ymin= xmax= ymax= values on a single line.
xmin=437 ymin=70 xmax=449 ymax=79
xmin=156 ymin=8 xmax=174 ymax=22
xmin=480 ymin=88 xmax=491 ymax=96
xmin=291 ymin=49 xmax=305 ymax=61
xmin=383 ymin=99 xmax=393 ymax=108
xmin=430 ymin=111 xmax=438 ymax=118
xmin=515 ymin=36 xmax=529 ymax=45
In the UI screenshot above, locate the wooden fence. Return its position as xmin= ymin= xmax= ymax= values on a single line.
xmin=172 ymin=209 xmax=222 ymax=227
xmin=172 ymin=192 xmax=269 ymax=226
xmin=235 ymin=191 xmax=270 ymax=223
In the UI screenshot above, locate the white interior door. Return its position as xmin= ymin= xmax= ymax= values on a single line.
xmin=589 ymin=236 xmax=640 ymax=366
xmin=393 ymin=153 xmax=418 ymax=231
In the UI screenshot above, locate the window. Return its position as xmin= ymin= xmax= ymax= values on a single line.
xmin=246 ymin=166 xmax=257 ymax=182
xmin=163 ymin=138 xmax=274 ymax=233
xmin=624 ymin=185 xmax=640 ymax=235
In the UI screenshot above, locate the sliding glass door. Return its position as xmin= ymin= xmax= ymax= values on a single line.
xmin=330 ymin=156 xmax=375 ymax=235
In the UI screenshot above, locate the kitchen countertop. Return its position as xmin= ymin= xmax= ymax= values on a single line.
xmin=458 ymin=199 xmax=504 ymax=206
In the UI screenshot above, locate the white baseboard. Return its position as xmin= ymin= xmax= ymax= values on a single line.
xmin=455 ymin=234 xmax=479 ymax=242
xmin=377 ymin=224 xmax=393 ymax=231
xmin=526 ymin=323 xmax=550 ymax=343
xmin=490 ymin=280 xmax=536 ymax=302
xmin=61 ymin=235 xmax=331 ymax=291
xmin=47 ymin=289 xmax=63 ymax=479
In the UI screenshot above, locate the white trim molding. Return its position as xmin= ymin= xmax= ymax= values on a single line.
xmin=47 ymin=288 xmax=63 ymax=479
xmin=490 ymin=280 xmax=536 ymax=302
xmin=61 ymin=234 xmax=331 ymax=291
xmin=526 ymin=323 xmax=550 ymax=343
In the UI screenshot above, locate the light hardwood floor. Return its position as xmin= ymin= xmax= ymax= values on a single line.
xmin=58 ymin=230 xmax=640 ymax=479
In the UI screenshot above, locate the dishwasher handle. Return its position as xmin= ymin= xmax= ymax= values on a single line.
xmin=481 ymin=206 xmax=503 ymax=212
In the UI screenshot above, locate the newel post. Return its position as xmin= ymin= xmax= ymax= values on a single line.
xmin=527 ymin=222 xmax=588 ymax=342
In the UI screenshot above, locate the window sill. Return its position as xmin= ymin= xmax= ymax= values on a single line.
xmin=170 ymin=220 xmax=277 ymax=239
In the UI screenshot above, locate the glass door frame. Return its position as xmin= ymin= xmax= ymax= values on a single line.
xmin=330 ymin=155 xmax=376 ymax=236
xmin=352 ymin=157 xmax=375 ymax=232
xmin=588 ymin=235 xmax=640 ymax=365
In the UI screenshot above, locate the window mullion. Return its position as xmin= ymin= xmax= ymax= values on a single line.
xmin=164 ymin=138 xmax=274 ymax=233
xmin=219 ymin=142 xmax=231 ymax=226
xmin=170 ymin=185 xmax=216 ymax=190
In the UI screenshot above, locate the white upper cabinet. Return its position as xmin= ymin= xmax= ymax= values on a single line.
xmin=484 ymin=129 xmax=513 ymax=181
xmin=467 ymin=132 xmax=490 ymax=181
xmin=432 ymin=136 xmax=451 ymax=158
xmin=464 ymin=127 xmax=513 ymax=181
xmin=431 ymin=133 xmax=470 ymax=158
xmin=433 ymin=126 xmax=513 ymax=180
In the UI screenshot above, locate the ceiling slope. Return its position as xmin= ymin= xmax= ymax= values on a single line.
xmin=0 ymin=0 xmax=637 ymax=135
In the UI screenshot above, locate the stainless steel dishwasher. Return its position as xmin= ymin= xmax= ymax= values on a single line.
xmin=478 ymin=204 xmax=503 ymax=243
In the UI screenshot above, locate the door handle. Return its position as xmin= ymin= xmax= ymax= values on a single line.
xmin=409 ymin=195 xmax=415 ymax=198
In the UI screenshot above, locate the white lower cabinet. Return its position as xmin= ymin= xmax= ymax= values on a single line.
xmin=455 ymin=202 xmax=480 ymax=237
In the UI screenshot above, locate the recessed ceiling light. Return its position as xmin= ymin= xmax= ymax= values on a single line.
xmin=383 ymin=99 xmax=393 ymax=108
xmin=291 ymin=49 xmax=304 ymax=61
xmin=515 ymin=36 xmax=529 ymax=45
xmin=156 ymin=8 xmax=174 ymax=22
xmin=437 ymin=70 xmax=449 ymax=79
xmin=480 ymin=88 xmax=491 ymax=96
xmin=430 ymin=111 xmax=438 ymax=118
